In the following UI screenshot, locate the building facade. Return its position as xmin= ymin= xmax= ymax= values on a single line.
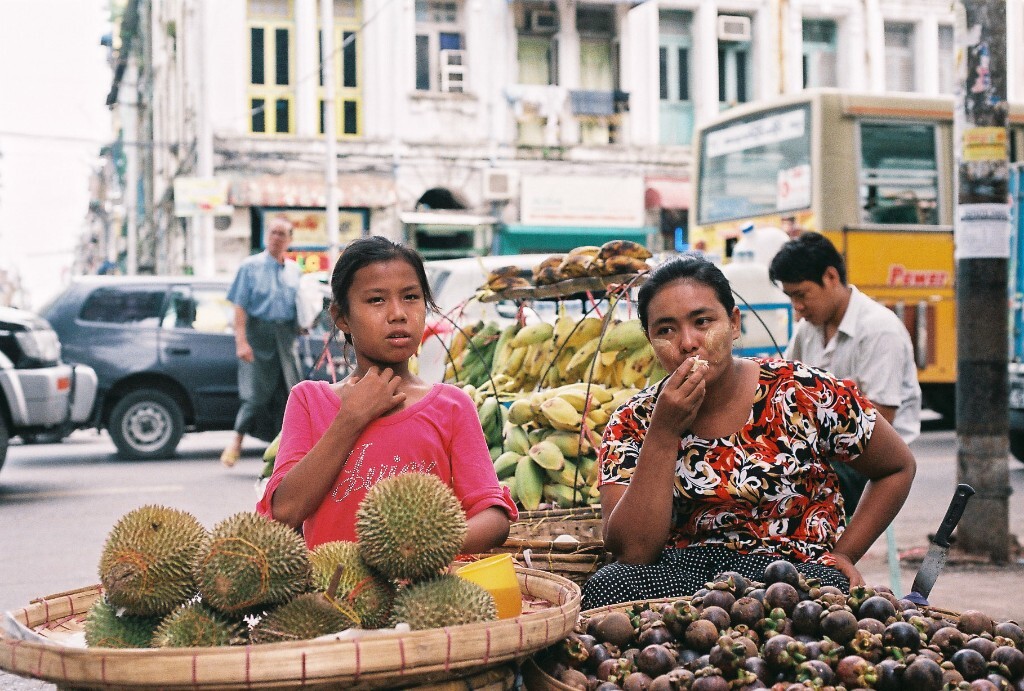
xmin=102 ymin=0 xmax=1024 ymax=275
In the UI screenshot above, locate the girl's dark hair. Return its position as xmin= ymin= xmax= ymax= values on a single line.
xmin=768 ymin=231 xmax=847 ymax=285
xmin=637 ymin=254 xmax=736 ymax=332
xmin=330 ymin=236 xmax=438 ymax=322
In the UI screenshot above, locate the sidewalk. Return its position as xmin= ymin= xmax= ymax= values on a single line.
xmin=856 ymin=429 xmax=1024 ymax=623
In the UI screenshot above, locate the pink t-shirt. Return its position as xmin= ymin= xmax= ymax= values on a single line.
xmin=256 ymin=379 xmax=518 ymax=548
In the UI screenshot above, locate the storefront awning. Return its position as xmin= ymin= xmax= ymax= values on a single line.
xmin=645 ymin=178 xmax=691 ymax=210
xmin=496 ymin=224 xmax=654 ymax=255
xmin=400 ymin=211 xmax=498 ymax=227
xmin=228 ymin=174 xmax=397 ymax=209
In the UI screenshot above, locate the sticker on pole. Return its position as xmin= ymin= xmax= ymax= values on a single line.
xmin=954 ymin=203 xmax=1010 ymax=259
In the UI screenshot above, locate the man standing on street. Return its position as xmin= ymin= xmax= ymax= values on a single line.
xmin=769 ymin=232 xmax=922 ymax=508
xmin=220 ymin=216 xmax=303 ymax=467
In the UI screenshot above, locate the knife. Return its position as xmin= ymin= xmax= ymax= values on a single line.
xmin=905 ymin=483 xmax=975 ymax=606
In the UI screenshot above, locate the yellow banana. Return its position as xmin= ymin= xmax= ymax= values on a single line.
xmin=528 ymin=440 xmax=566 ymax=471
xmin=586 ymin=407 xmax=611 ymax=429
xmin=514 ymin=457 xmax=545 ymax=510
xmin=540 ymin=397 xmax=584 ymax=432
xmin=506 ymin=424 xmax=531 ymax=455
xmin=510 ymin=322 xmax=554 ymax=349
xmin=546 ymin=460 xmax=584 ymax=488
xmin=493 ymin=451 xmax=522 ymax=480
xmin=564 ymin=338 xmax=600 ymax=379
xmin=545 ymin=430 xmax=586 ymax=458
xmin=599 ymin=318 xmax=648 ymax=353
xmin=543 ymin=483 xmax=588 ymax=509
xmin=552 ymin=304 xmax=577 ymax=347
xmin=502 ymin=477 xmax=518 ymax=504
xmin=507 ymin=398 xmax=535 ymax=426
xmin=490 ymin=323 xmax=521 ymax=376
xmin=565 ymin=318 xmax=604 ymax=350
xmin=597 ymin=239 xmax=653 ymax=261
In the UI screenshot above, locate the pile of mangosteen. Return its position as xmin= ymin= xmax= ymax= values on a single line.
xmin=535 ymin=560 xmax=1024 ymax=690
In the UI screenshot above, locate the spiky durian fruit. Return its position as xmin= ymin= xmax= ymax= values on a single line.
xmin=355 ymin=473 xmax=467 ymax=582
xmin=390 ymin=575 xmax=497 ymax=630
xmin=309 ymin=541 xmax=396 ymax=628
xmin=151 ymin=602 xmax=244 ymax=647
xmin=194 ymin=512 xmax=310 ymax=614
xmin=83 ymin=597 xmax=161 ymax=648
xmin=98 ymin=505 xmax=207 ymax=616
xmin=250 ymin=593 xmax=358 ymax=644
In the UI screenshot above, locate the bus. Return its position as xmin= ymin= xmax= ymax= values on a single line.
xmin=690 ymin=88 xmax=1024 ymax=421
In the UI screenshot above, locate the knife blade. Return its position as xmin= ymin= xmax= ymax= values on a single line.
xmin=907 ymin=483 xmax=975 ymax=604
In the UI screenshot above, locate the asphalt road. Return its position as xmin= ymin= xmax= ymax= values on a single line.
xmin=0 ymin=425 xmax=1022 ymax=689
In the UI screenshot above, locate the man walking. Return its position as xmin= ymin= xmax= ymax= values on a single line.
xmin=769 ymin=232 xmax=922 ymax=508
xmin=220 ymin=216 xmax=303 ymax=467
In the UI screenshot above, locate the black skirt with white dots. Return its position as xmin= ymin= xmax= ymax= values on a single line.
xmin=581 ymin=545 xmax=850 ymax=610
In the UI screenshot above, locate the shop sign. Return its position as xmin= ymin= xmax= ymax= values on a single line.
xmin=173 ymin=177 xmax=232 ymax=217
xmin=286 ymin=250 xmax=332 ymax=274
xmin=520 ymin=175 xmax=645 ymax=227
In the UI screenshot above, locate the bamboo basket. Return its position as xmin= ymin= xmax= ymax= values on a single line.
xmin=488 ymin=507 xmax=609 ymax=587
xmin=0 ymin=568 xmax=580 ymax=690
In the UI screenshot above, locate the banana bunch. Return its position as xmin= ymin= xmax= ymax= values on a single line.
xmin=443 ymin=320 xmax=503 ymax=388
xmin=484 ymin=265 xmax=531 ymax=292
xmin=486 ymin=382 xmax=642 ymax=510
xmin=589 ymin=239 xmax=653 ymax=277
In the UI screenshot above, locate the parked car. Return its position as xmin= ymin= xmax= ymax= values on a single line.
xmin=0 ymin=306 xmax=98 ymax=471
xmin=41 ymin=275 xmax=347 ymax=460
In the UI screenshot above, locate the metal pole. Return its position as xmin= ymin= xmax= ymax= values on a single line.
xmin=195 ymin=0 xmax=216 ymax=277
xmin=954 ymin=0 xmax=1012 ymax=562
xmin=320 ymin=0 xmax=340 ymax=269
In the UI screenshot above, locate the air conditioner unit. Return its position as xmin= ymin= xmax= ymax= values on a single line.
xmin=439 ymin=49 xmax=467 ymax=93
xmin=482 ymin=169 xmax=518 ymax=201
xmin=718 ymin=14 xmax=751 ymax=42
xmin=529 ymin=10 xmax=558 ymax=33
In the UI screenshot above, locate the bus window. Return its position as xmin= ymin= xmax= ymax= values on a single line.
xmin=859 ymin=121 xmax=939 ymax=225
xmin=697 ymin=104 xmax=811 ymax=225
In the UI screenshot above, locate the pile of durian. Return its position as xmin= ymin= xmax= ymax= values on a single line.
xmin=84 ymin=473 xmax=501 ymax=649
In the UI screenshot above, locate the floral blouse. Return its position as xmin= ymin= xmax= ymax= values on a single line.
xmin=598 ymin=358 xmax=875 ymax=564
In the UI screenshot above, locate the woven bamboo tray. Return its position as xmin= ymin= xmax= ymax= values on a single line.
xmin=489 ymin=507 xmax=609 ymax=587
xmin=0 ymin=568 xmax=580 ymax=690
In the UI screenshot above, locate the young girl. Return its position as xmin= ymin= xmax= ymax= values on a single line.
xmin=256 ymin=236 xmax=516 ymax=553
xmin=583 ymin=254 xmax=916 ymax=609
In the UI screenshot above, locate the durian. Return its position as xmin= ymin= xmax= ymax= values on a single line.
xmin=151 ymin=602 xmax=243 ymax=647
xmin=309 ymin=541 xmax=395 ymax=628
xmin=83 ymin=597 xmax=161 ymax=648
xmin=98 ymin=505 xmax=207 ymax=616
xmin=355 ymin=473 xmax=467 ymax=582
xmin=194 ymin=512 xmax=310 ymax=614
xmin=390 ymin=575 xmax=497 ymax=630
xmin=250 ymin=593 xmax=358 ymax=644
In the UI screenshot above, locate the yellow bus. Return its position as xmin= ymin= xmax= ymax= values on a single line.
xmin=690 ymin=88 xmax=1024 ymax=420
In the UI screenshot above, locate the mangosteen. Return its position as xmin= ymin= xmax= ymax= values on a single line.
xmin=715 ymin=571 xmax=751 ymax=596
xmin=638 ymin=622 xmax=675 ymax=647
xmin=684 ymin=619 xmax=720 ymax=654
xmin=929 ymin=625 xmax=966 ymax=656
xmin=690 ymin=654 xmax=711 ymax=673
xmin=558 ymin=667 xmax=590 ymax=690
xmin=636 ymin=645 xmax=676 ymax=678
xmin=992 ymin=645 xmax=1024 ymax=681
xmin=791 ymin=599 xmax=823 ymax=636
xmin=836 ymin=654 xmax=877 ymax=688
xmin=874 ymin=658 xmax=906 ymax=691
xmin=960 ymin=610 xmax=997 ymax=637
xmin=623 ymin=648 xmax=642 ymax=666
xmin=660 ymin=601 xmax=698 ymax=638
xmin=594 ymin=683 xmax=623 ymax=691
xmin=967 ymin=636 xmax=998 ymax=661
xmin=902 ymin=656 xmax=944 ymax=691
xmin=587 ymin=643 xmax=615 ymax=673
xmin=761 ymin=634 xmax=806 ymax=673
xmin=952 ymin=648 xmax=989 ymax=681
xmin=622 ymin=671 xmax=653 ymax=691
xmin=987 ymin=673 xmax=1013 ymax=690
xmin=701 ymin=589 xmax=736 ymax=612
xmin=820 ymin=607 xmax=859 ymax=646
xmin=916 ymin=648 xmax=944 ymax=664
xmin=690 ymin=672 xmax=729 ymax=691
xmin=969 ymin=680 xmax=1000 ymax=691
xmin=747 ymin=588 xmax=766 ymax=604
xmin=995 ymin=622 xmax=1024 ymax=650
xmin=708 ymin=636 xmax=748 ymax=677
xmin=639 ymin=608 xmax=663 ymax=625
xmin=594 ymin=611 xmax=637 ymax=648
xmin=760 ymin=559 xmax=799 ymax=588
xmin=848 ymin=628 xmax=884 ymax=663
xmin=857 ymin=617 xmax=886 ymax=636
xmin=597 ymin=658 xmax=625 ymax=682
xmin=764 ymin=582 xmax=800 ymax=615
xmin=943 ymin=667 xmax=966 ymax=687
xmin=796 ymin=659 xmax=835 ymax=686
xmin=857 ymin=595 xmax=897 ymax=623
xmin=883 ymin=620 xmax=924 ymax=652
xmin=648 ymin=675 xmax=672 ymax=691
xmin=676 ymin=648 xmax=701 ymax=667
xmin=731 ymin=596 xmax=766 ymax=629
xmin=703 ymin=606 xmax=732 ymax=631
xmin=743 ymin=656 xmax=770 ymax=684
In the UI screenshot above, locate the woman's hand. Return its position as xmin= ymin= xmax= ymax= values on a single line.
xmin=830 ymin=552 xmax=865 ymax=588
xmin=336 ymin=367 xmax=406 ymax=428
xmin=650 ymin=356 xmax=707 ymax=437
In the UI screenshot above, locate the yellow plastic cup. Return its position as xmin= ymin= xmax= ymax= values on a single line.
xmin=456 ymin=553 xmax=522 ymax=619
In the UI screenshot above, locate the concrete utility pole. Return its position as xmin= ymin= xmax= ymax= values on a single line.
xmin=321 ymin=0 xmax=340 ymax=269
xmin=954 ymin=0 xmax=1012 ymax=562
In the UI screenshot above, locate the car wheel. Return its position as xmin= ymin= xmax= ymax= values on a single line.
xmin=108 ymin=390 xmax=184 ymax=460
xmin=0 ymin=416 xmax=8 ymax=473
xmin=1010 ymin=431 xmax=1024 ymax=465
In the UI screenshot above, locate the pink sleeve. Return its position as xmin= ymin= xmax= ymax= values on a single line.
xmin=255 ymin=384 xmax=317 ymax=519
xmin=449 ymin=394 xmax=519 ymax=522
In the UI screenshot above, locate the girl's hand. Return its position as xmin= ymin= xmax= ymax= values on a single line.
xmin=650 ymin=356 xmax=706 ymax=437
xmin=336 ymin=367 xmax=406 ymax=428
xmin=831 ymin=552 xmax=865 ymax=588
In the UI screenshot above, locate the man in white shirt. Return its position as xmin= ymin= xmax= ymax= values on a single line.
xmin=769 ymin=232 xmax=921 ymax=508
